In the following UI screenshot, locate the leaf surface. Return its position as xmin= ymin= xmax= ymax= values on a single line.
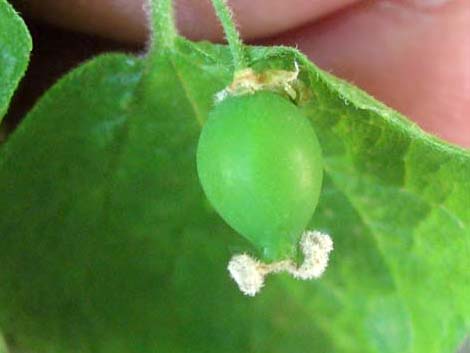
xmin=0 ymin=12 xmax=468 ymax=353
xmin=0 ymin=0 xmax=31 ymax=121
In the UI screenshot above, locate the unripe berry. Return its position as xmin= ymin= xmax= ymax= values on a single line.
xmin=197 ymin=91 xmax=323 ymax=260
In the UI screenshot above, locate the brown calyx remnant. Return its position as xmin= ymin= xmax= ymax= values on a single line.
xmin=215 ymin=64 xmax=310 ymax=104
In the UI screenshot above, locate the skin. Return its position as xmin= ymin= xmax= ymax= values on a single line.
xmin=21 ymin=0 xmax=470 ymax=147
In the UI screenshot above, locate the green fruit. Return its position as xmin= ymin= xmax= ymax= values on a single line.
xmin=197 ymin=91 xmax=323 ymax=260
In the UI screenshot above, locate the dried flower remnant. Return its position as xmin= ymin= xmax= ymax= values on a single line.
xmin=228 ymin=231 xmax=333 ymax=296
xmin=215 ymin=62 xmax=309 ymax=104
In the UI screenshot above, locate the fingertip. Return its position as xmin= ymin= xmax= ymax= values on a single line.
xmin=273 ymin=0 xmax=470 ymax=147
xmin=20 ymin=0 xmax=362 ymax=43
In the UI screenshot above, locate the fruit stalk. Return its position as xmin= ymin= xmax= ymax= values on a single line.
xmin=149 ymin=0 xmax=177 ymax=52
xmin=210 ymin=0 xmax=247 ymax=71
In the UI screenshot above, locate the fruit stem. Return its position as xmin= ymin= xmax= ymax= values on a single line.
xmin=210 ymin=0 xmax=247 ymax=72
xmin=149 ymin=0 xmax=177 ymax=53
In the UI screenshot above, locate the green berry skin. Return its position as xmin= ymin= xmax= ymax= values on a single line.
xmin=197 ymin=91 xmax=323 ymax=261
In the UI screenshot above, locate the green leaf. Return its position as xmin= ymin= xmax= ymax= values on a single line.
xmin=0 ymin=0 xmax=32 ymax=121
xmin=0 ymin=1 xmax=30 ymax=347
xmin=0 ymin=2 xmax=468 ymax=353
